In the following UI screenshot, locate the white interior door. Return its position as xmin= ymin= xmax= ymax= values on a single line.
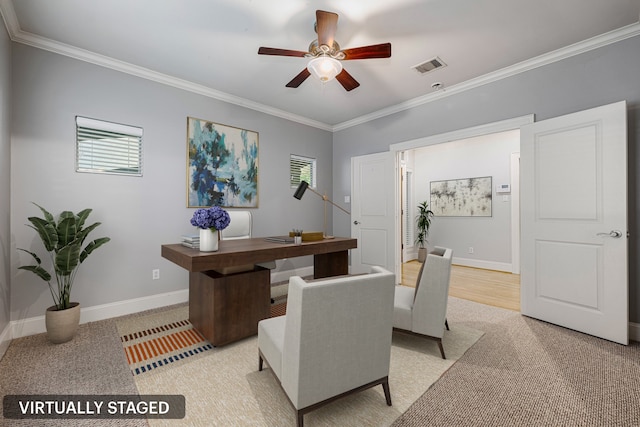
xmin=351 ymin=151 xmax=397 ymax=277
xmin=520 ymin=101 xmax=628 ymax=344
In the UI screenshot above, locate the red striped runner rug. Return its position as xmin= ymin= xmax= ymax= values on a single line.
xmin=120 ymin=318 xmax=211 ymax=376
xmin=118 ymin=303 xmax=286 ymax=376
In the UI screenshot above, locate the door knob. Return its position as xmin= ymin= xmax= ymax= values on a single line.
xmin=596 ymin=230 xmax=622 ymax=238
xmin=353 ymin=221 xmax=360 ymax=225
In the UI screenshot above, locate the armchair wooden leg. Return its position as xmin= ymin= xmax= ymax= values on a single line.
xmin=382 ymin=379 xmax=392 ymax=406
xmin=445 ymin=318 xmax=449 ymax=330
xmin=285 ymin=376 xmax=390 ymax=427
xmin=393 ymin=327 xmax=447 ymax=359
xmin=437 ymin=339 xmax=446 ymax=359
xmin=258 ymin=354 xmax=264 ymax=371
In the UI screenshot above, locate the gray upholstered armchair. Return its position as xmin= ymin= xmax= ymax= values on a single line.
xmin=257 ymin=266 xmax=396 ymax=427
xmin=393 ymin=246 xmax=453 ymax=359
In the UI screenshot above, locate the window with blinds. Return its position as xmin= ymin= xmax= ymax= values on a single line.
xmin=290 ymin=154 xmax=316 ymax=188
xmin=76 ymin=116 xmax=143 ymax=176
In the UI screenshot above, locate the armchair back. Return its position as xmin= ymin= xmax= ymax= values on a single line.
xmin=281 ymin=266 xmax=395 ymax=409
xmin=412 ymin=246 xmax=453 ymax=338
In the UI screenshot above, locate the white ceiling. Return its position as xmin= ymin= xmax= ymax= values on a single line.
xmin=2 ymin=0 xmax=639 ymax=130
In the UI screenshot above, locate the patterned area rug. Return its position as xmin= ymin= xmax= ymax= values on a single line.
xmin=117 ymin=303 xmax=286 ymax=376
xmin=115 ymin=301 xmax=482 ymax=426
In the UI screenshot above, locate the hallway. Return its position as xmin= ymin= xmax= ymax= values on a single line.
xmin=402 ymin=261 xmax=520 ymax=311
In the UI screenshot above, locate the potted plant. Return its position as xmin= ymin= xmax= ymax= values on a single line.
xmin=415 ymin=201 xmax=434 ymax=262
xmin=18 ymin=203 xmax=110 ymax=343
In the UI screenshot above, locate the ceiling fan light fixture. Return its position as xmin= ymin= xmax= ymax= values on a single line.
xmin=307 ymin=56 xmax=342 ymax=82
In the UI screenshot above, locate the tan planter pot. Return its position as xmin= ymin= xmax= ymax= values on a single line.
xmin=418 ymin=247 xmax=427 ymax=263
xmin=45 ymin=302 xmax=80 ymax=344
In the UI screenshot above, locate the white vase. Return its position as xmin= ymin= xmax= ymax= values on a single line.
xmin=199 ymin=228 xmax=219 ymax=252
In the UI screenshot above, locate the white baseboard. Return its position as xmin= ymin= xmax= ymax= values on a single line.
xmin=452 ymin=256 xmax=512 ymax=273
xmin=6 ymin=267 xmax=639 ymax=346
xmin=81 ymin=289 xmax=190 ymax=323
xmin=0 ymin=322 xmax=11 ymax=361
xmin=10 ymin=289 xmax=189 ymax=340
xmin=8 ymin=267 xmax=313 ymax=340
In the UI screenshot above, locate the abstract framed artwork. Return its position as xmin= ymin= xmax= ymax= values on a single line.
xmin=187 ymin=117 xmax=258 ymax=208
xmin=430 ymin=176 xmax=492 ymax=217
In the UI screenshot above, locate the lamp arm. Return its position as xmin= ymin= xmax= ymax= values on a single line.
xmin=325 ymin=197 xmax=351 ymax=215
xmin=305 ymin=187 xmax=351 ymax=215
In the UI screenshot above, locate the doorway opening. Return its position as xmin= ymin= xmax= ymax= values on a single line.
xmin=394 ymin=119 xmax=529 ymax=312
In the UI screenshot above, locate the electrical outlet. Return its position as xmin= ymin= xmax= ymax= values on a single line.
xmin=152 ymin=269 xmax=160 ymax=280
xmin=468 ymin=247 xmax=474 ymax=254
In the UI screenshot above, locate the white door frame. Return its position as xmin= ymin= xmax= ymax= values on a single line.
xmin=511 ymin=152 xmax=521 ymax=274
xmin=389 ymin=115 xmax=534 ymax=273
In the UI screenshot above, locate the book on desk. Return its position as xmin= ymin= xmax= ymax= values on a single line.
xmin=264 ymin=236 xmax=295 ymax=244
xmin=181 ymin=234 xmax=200 ymax=249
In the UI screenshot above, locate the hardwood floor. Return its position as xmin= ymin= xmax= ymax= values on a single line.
xmin=401 ymin=260 xmax=521 ymax=312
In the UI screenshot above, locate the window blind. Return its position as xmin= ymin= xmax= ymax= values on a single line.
xmin=76 ymin=116 xmax=143 ymax=176
xmin=290 ymin=154 xmax=316 ymax=188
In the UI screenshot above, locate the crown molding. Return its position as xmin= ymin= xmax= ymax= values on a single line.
xmin=0 ymin=0 xmax=18 ymax=37
xmin=332 ymin=22 xmax=640 ymax=132
xmin=1 ymin=0 xmax=638 ymax=133
xmin=13 ymin=30 xmax=333 ymax=131
xmin=0 ymin=0 xmax=332 ymax=131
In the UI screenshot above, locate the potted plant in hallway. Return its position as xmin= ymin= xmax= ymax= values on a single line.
xmin=18 ymin=203 xmax=110 ymax=343
xmin=415 ymin=201 xmax=434 ymax=262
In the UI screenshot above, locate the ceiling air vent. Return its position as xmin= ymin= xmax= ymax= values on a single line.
xmin=412 ymin=57 xmax=446 ymax=74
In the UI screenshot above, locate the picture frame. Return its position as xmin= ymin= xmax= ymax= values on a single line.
xmin=430 ymin=176 xmax=492 ymax=217
xmin=187 ymin=117 xmax=259 ymax=208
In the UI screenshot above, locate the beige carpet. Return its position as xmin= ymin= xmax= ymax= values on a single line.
xmin=0 ymin=318 xmax=145 ymax=427
xmin=392 ymin=297 xmax=640 ymax=426
xmin=116 ymin=306 xmax=483 ymax=426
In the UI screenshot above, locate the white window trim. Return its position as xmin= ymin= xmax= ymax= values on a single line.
xmin=76 ymin=116 xmax=143 ymax=176
xmin=290 ymin=154 xmax=317 ymax=188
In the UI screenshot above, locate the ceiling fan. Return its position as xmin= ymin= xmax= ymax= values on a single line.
xmin=258 ymin=10 xmax=391 ymax=91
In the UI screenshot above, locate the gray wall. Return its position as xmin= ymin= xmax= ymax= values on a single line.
xmin=5 ymin=32 xmax=640 ymax=327
xmin=333 ymin=35 xmax=640 ymax=323
xmin=0 ymin=23 xmax=11 ymax=335
xmin=412 ymin=130 xmax=520 ymax=267
xmin=10 ymin=44 xmax=332 ymax=320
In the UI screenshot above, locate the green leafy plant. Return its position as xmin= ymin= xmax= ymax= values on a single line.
xmin=415 ymin=201 xmax=434 ymax=249
xmin=18 ymin=203 xmax=110 ymax=310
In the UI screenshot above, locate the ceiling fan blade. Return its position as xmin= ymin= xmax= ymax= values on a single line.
xmin=286 ymin=68 xmax=311 ymax=88
xmin=316 ymin=10 xmax=338 ymax=47
xmin=335 ymin=69 xmax=360 ymax=92
xmin=341 ymin=43 xmax=392 ymax=60
xmin=258 ymin=47 xmax=308 ymax=57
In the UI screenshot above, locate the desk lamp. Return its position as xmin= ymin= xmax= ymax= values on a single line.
xmin=293 ymin=181 xmax=350 ymax=239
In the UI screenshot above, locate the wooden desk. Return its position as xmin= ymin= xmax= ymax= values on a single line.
xmin=162 ymin=237 xmax=357 ymax=346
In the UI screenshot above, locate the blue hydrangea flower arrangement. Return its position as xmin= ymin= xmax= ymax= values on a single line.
xmin=190 ymin=206 xmax=231 ymax=231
